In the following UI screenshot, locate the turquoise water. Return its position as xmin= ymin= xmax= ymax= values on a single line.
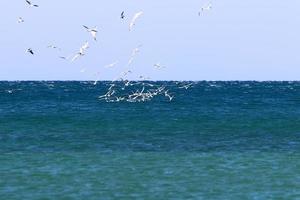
xmin=0 ymin=81 xmax=300 ymax=199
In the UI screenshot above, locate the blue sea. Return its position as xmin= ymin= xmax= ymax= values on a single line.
xmin=0 ymin=81 xmax=300 ymax=199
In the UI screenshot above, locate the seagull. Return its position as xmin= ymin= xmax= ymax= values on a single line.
xmin=104 ymin=61 xmax=118 ymax=68
xmin=83 ymin=25 xmax=98 ymax=41
xmin=18 ymin=17 xmax=24 ymax=23
xmin=93 ymin=72 xmax=101 ymax=85
xmin=26 ymin=48 xmax=34 ymax=55
xmin=129 ymin=11 xmax=143 ymax=31
xmin=138 ymin=75 xmax=151 ymax=80
xmin=26 ymin=0 xmax=39 ymax=7
xmin=71 ymin=41 xmax=89 ymax=62
xmin=115 ymin=70 xmax=133 ymax=81
xmin=80 ymin=68 xmax=86 ymax=73
xmin=6 ymin=90 xmax=13 ymax=94
xmin=154 ymin=63 xmax=165 ymax=70
xmin=47 ymin=45 xmax=61 ymax=50
xmin=199 ymin=3 xmax=212 ymax=15
xmin=128 ymin=45 xmax=142 ymax=66
xmin=121 ymin=11 xmax=125 ymax=19
xmin=164 ymin=90 xmax=174 ymax=101
xmin=179 ymin=83 xmax=194 ymax=89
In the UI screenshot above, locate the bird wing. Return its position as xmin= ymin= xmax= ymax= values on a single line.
xmin=83 ymin=25 xmax=89 ymax=30
xmin=71 ymin=54 xmax=80 ymax=62
xmin=81 ymin=42 xmax=89 ymax=50
xmin=26 ymin=0 xmax=31 ymax=5
xmin=91 ymin=31 xmax=97 ymax=40
xmin=129 ymin=11 xmax=143 ymax=31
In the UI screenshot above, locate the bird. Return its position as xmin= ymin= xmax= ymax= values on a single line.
xmin=83 ymin=25 xmax=98 ymax=41
xmin=104 ymin=61 xmax=118 ymax=68
xmin=26 ymin=48 xmax=34 ymax=55
xmin=164 ymin=90 xmax=174 ymax=101
xmin=116 ymin=70 xmax=133 ymax=80
xmin=154 ymin=63 xmax=165 ymax=70
xmin=18 ymin=17 xmax=24 ymax=23
xmin=199 ymin=3 xmax=212 ymax=15
xmin=26 ymin=0 xmax=39 ymax=7
xmin=93 ymin=72 xmax=101 ymax=85
xmin=121 ymin=11 xmax=125 ymax=19
xmin=179 ymin=83 xmax=194 ymax=89
xmin=71 ymin=41 xmax=89 ymax=62
xmin=47 ymin=45 xmax=61 ymax=50
xmin=138 ymin=75 xmax=151 ymax=80
xmin=128 ymin=45 xmax=142 ymax=66
xmin=129 ymin=11 xmax=143 ymax=31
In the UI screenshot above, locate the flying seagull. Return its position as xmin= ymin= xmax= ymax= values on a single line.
xmin=121 ymin=11 xmax=125 ymax=19
xmin=18 ymin=17 xmax=24 ymax=23
xmin=129 ymin=11 xmax=143 ymax=31
xmin=71 ymin=41 xmax=89 ymax=62
xmin=26 ymin=0 xmax=39 ymax=7
xmin=83 ymin=25 xmax=98 ymax=41
xmin=104 ymin=61 xmax=118 ymax=68
xmin=154 ymin=63 xmax=165 ymax=70
xmin=128 ymin=45 xmax=142 ymax=66
xmin=199 ymin=3 xmax=212 ymax=15
xmin=47 ymin=45 xmax=61 ymax=50
xmin=26 ymin=48 xmax=34 ymax=55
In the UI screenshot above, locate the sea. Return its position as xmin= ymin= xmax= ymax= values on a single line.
xmin=0 ymin=81 xmax=299 ymax=199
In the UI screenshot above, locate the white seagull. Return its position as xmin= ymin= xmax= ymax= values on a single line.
xmin=128 ymin=45 xmax=142 ymax=66
xmin=83 ymin=25 xmax=98 ymax=41
xmin=129 ymin=11 xmax=143 ymax=31
xmin=26 ymin=0 xmax=39 ymax=7
xmin=93 ymin=72 xmax=101 ymax=85
xmin=18 ymin=17 xmax=24 ymax=23
xmin=104 ymin=61 xmax=118 ymax=68
xmin=199 ymin=3 xmax=212 ymax=15
xmin=71 ymin=41 xmax=89 ymax=62
xmin=154 ymin=63 xmax=165 ymax=70
xmin=47 ymin=45 xmax=61 ymax=50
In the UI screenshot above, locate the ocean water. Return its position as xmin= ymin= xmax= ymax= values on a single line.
xmin=0 ymin=81 xmax=300 ymax=199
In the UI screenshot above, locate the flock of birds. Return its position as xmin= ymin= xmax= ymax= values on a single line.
xmin=20 ymin=0 xmax=212 ymax=103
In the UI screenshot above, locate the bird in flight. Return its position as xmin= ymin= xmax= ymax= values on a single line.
xmin=18 ymin=17 xmax=24 ymax=23
xmin=104 ymin=61 xmax=119 ymax=68
xmin=199 ymin=3 xmax=212 ymax=15
xmin=26 ymin=0 xmax=39 ymax=7
xmin=71 ymin=41 xmax=89 ymax=62
xmin=83 ymin=25 xmax=98 ymax=41
xmin=154 ymin=63 xmax=165 ymax=70
xmin=129 ymin=11 xmax=143 ymax=31
xmin=128 ymin=44 xmax=142 ymax=66
xmin=27 ymin=48 xmax=34 ymax=55
xmin=121 ymin=11 xmax=125 ymax=19
xmin=47 ymin=45 xmax=61 ymax=51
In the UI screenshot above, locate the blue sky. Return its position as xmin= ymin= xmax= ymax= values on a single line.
xmin=0 ymin=0 xmax=299 ymax=80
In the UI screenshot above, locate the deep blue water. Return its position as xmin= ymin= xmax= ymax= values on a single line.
xmin=0 ymin=81 xmax=300 ymax=199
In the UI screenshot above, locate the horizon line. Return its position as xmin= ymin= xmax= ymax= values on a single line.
xmin=0 ymin=80 xmax=300 ymax=82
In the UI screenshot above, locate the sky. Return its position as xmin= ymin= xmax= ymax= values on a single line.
xmin=0 ymin=0 xmax=300 ymax=81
